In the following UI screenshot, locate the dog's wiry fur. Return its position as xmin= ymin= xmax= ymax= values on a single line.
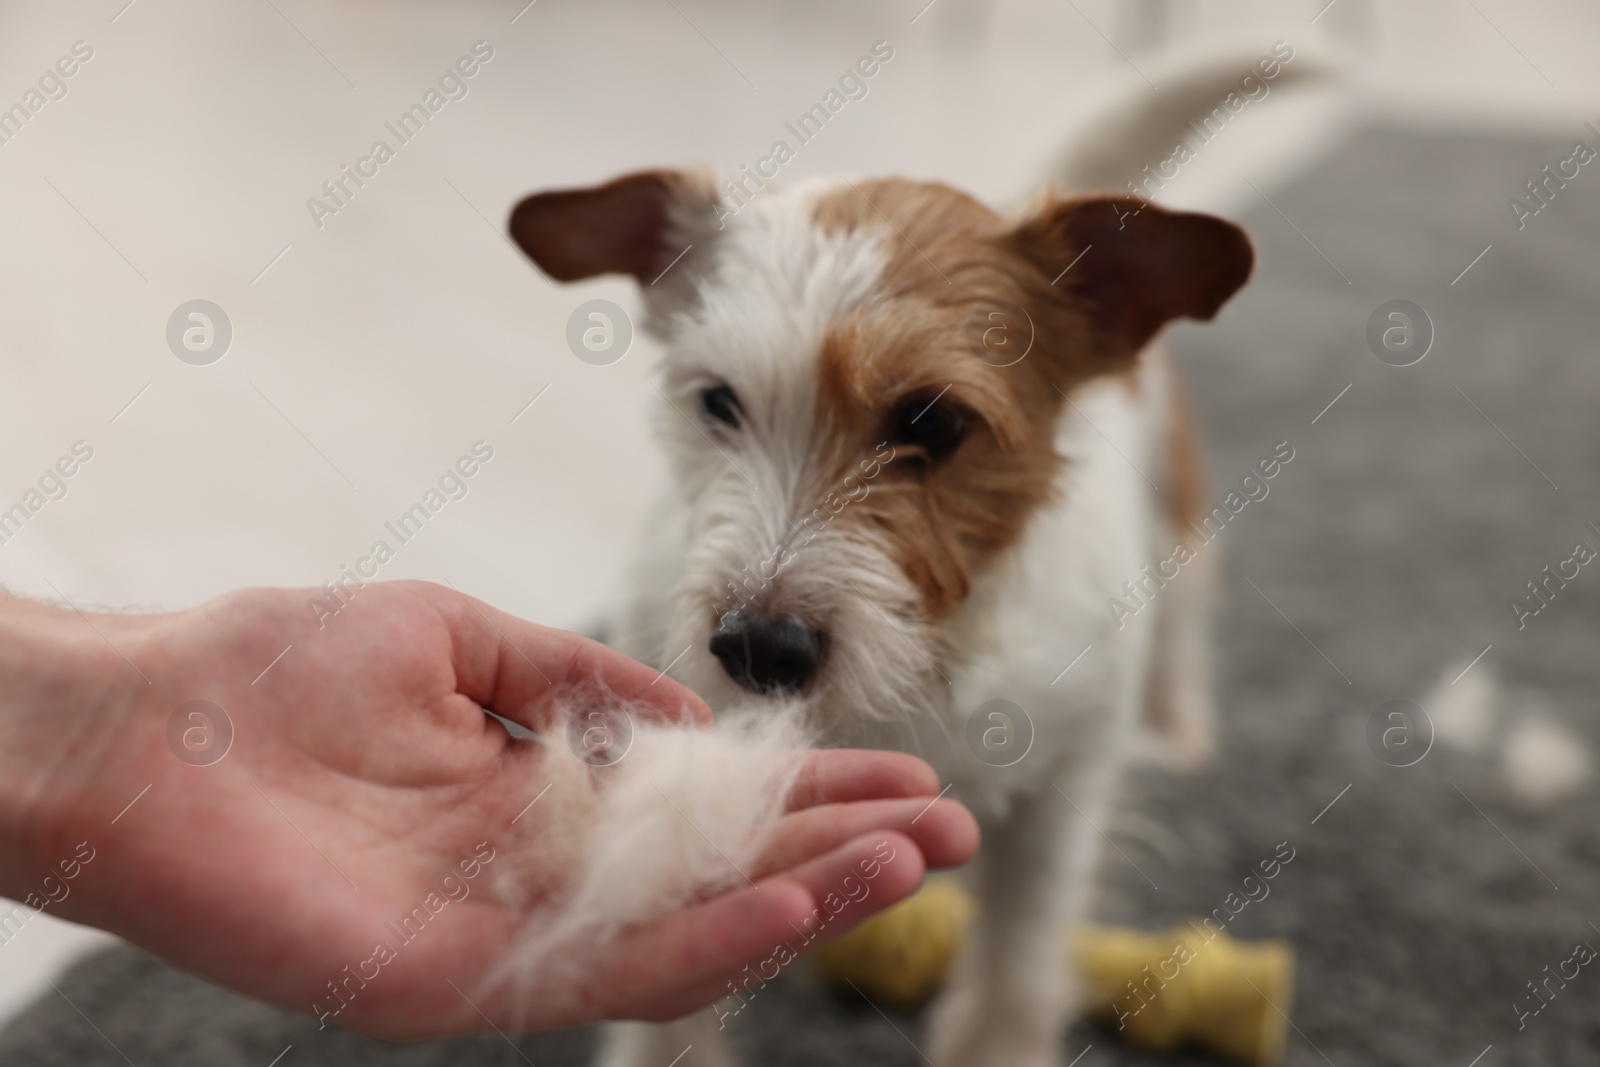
xmin=508 ymin=88 xmax=1254 ymax=1067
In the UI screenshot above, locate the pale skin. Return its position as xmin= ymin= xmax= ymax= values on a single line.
xmin=0 ymin=581 xmax=977 ymax=1040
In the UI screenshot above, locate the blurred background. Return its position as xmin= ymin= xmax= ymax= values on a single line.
xmin=2 ymin=1 xmax=1598 ymax=1063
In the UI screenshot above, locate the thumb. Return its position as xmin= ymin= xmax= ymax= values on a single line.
xmin=431 ymin=583 xmax=713 ymax=734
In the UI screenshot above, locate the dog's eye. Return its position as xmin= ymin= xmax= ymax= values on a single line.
xmin=700 ymin=384 xmax=742 ymax=427
xmin=890 ymin=392 xmax=967 ymax=463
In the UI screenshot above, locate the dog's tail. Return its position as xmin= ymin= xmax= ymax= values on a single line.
xmin=1047 ymin=41 xmax=1339 ymax=196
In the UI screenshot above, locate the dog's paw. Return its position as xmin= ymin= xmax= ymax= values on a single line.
xmin=595 ymin=1019 xmax=737 ymax=1067
xmin=925 ymin=1028 xmax=1061 ymax=1067
xmin=925 ymin=985 xmax=1065 ymax=1067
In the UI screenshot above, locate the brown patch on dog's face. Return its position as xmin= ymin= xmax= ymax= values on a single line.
xmin=806 ymin=179 xmax=1252 ymax=618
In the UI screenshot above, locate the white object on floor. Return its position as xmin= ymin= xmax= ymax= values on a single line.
xmin=1426 ymin=661 xmax=1499 ymax=754
xmin=1503 ymin=711 xmax=1595 ymax=810
xmin=1423 ymin=660 xmax=1595 ymax=809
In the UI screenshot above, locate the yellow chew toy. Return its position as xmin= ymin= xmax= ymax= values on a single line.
xmin=812 ymin=878 xmax=1294 ymax=1065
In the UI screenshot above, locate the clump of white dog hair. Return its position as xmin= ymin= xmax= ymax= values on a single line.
xmin=487 ymin=687 xmax=811 ymax=997
xmin=1424 ymin=661 xmax=1594 ymax=809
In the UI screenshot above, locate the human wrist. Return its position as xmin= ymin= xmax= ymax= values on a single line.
xmin=0 ymin=593 xmax=144 ymax=897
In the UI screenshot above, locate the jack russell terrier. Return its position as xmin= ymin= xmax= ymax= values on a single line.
xmin=506 ymin=59 xmax=1261 ymax=1067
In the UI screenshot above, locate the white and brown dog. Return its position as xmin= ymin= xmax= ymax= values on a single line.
xmin=507 ymin=88 xmax=1254 ymax=1067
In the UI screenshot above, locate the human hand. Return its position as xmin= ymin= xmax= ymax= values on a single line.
xmin=0 ymin=581 xmax=976 ymax=1039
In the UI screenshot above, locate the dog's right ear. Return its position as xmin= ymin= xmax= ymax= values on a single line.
xmin=1009 ymin=195 xmax=1254 ymax=365
xmin=508 ymin=170 xmax=721 ymax=284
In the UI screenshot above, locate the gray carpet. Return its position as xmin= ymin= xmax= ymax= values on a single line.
xmin=6 ymin=125 xmax=1600 ymax=1065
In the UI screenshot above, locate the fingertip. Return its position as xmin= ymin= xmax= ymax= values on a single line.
xmin=856 ymin=829 xmax=927 ymax=901
xmin=917 ymin=798 xmax=980 ymax=869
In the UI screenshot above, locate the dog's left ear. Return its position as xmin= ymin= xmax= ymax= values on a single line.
xmin=1010 ymin=196 xmax=1254 ymax=361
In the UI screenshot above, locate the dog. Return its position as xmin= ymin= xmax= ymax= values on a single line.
xmin=506 ymin=66 xmax=1258 ymax=1067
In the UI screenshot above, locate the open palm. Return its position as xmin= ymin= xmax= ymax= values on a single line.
xmin=12 ymin=581 xmax=975 ymax=1039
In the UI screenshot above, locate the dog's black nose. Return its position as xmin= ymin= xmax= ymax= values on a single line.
xmin=709 ymin=611 xmax=822 ymax=695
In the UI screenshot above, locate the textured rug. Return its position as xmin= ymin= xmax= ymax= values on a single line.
xmin=6 ymin=124 xmax=1600 ymax=1066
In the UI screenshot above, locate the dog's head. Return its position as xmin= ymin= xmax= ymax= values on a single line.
xmin=510 ymin=171 xmax=1250 ymax=732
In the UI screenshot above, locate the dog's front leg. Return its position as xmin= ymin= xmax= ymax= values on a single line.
xmin=925 ymin=771 xmax=1108 ymax=1067
xmin=596 ymin=1014 xmax=735 ymax=1067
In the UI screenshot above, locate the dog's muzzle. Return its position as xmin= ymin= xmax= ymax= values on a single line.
xmin=709 ymin=610 xmax=822 ymax=695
